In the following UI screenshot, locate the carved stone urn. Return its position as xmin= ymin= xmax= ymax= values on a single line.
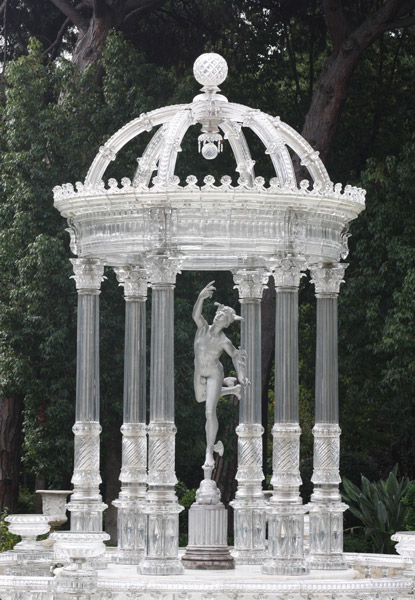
xmin=5 ymin=514 xmax=51 ymax=551
xmin=36 ymin=489 xmax=73 ymax=527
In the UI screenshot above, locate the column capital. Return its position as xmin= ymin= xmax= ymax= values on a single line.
xmin=114 ymin=266 xmax=148 ymax=299
xmin=146 ymin=255 xmax=182 ymax=286
xmin=232 ymin=268 xmax=270 ymax=300
xmin=70 ymin=258 xmax=104 ymax=293
xmin=310 ymin=262 xmax=348 ymax=297
xmin=272 ymin=257 xmax=306 ymax=290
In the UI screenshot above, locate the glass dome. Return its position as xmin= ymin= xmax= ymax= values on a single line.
xmin=53 ymin=53 xmax=365 ymax=269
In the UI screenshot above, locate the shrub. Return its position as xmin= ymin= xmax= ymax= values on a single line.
xmin=342 ymin=465 xmax=410 ymax=554
xmin=402 ymin=481 xmax=415 ymax=530
xmin=0 ymin=510 xmax=20 ymax=552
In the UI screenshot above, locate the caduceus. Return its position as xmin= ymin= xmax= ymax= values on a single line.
xmin=192 ymin=281 xmax=249 ymax=478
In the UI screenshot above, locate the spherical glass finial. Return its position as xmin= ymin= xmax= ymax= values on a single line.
xmin=193 ymin=53 xmax=228 ymax=87
xmin=201 ymin=142 xmax=219 ymax=160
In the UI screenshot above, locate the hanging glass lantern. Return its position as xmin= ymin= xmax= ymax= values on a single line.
xmin=198 ymin=132 xmax=223 ymax=160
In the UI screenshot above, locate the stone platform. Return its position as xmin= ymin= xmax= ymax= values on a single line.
xmin=0 ymin=551 xmax=412 ymax=600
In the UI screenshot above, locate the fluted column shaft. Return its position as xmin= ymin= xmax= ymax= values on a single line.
xmin=315 ymin=298 xmax=338 ymax=424
xmin=308 ymin=263 xmax=348 ymax=570
xmin=264 ymin=258 xmax=308 ymax=576
xmin=139 ymin=256 xmax=183 ymax=576
xmin=68 ymin=258 xmax=107 ymax=532
xmin=231 ymin=268 xmax=268 ymax=564
xmin=112 ymin=267 xmax=148 ymax=563
xmin=275 ymin=290 xmax=299 ymax=424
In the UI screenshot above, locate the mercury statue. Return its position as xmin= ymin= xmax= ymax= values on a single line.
xmin=193 ymin=281 xmax=249 ymax=479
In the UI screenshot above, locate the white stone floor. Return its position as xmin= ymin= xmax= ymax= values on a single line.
xmin=97 ymin=560 xmax=412 ymax=599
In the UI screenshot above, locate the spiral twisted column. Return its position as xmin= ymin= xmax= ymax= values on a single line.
xmin=230 ymin=268 xmax=269 ymax=564
xmin=68 ymin=259 xmax=107 ymax=532
xmin=308 ymin=263 xmax=348 ymax=570
xmin=112 ymin=267 xmax=148 ymax=563
xmin=138 ymin=256 xmax=184 ymax=576
xmin=263 ymin=258 xmax=309 ymax=575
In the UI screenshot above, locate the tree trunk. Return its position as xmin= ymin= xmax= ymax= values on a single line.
xmin=34 ymin=475 xmax=47 ymax=513
xmin=72 ymin=9 xmax=120 ymax=71
xmin=0 ymin=395 xmax=24 ymax=513
xmin=302 ymin=0 xmax=410 ymax=162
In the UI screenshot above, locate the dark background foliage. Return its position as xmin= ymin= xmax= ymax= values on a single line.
xmin=0 ymin=0 xmax=414 ymax=544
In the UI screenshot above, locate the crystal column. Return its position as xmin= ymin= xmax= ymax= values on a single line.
xmin=263 ymin=258 xmax=308 ymax=575
xmin=138 ymin=256 xmax=183 ymax=576
xmin=112 ymin=267 xmax=148 ymax=564
xmin=230 ymin=268 xmax=269 ymax=564
xmin=68 ymin=258 xmax=107 ymax=532
xmin=308 ymin=263 xmax=348 ymax=570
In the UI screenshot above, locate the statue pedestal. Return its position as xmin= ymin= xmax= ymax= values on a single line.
xmin=182 ymin=480 xmax=234 ymax=570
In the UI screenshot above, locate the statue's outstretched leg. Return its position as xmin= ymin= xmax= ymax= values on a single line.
xmin=221 ymin=376 xmax=241 ymax=400
xmin=204 ymin=376 xmax=222 ymax=469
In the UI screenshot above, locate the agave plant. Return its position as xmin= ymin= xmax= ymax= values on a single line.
xmin=341 ymin=466 xmax=411 ymax=554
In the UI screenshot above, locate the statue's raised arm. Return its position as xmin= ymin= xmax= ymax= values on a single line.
xmin=192 ymin=280 xmax=216 ymax=329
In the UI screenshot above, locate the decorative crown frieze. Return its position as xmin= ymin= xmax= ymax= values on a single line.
xmin=53 ymin=176 xmax=366 ymax=204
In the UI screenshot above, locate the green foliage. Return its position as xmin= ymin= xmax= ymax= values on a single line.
xmin=17 ymin=488 xmax=35 ymax=514
xmin=343 ymin=529 xmax=372 ymax=554
xmin=0 ymin=510 xmax=19 ymax=552
xmin=341 ymin=466 xmax=410 ymax=554
xmin=1 ymin=5 xmax=415 ymax=513
xmin=0 ymin=32 xmax=241 ymax=501
xmin=402 ymin=482 xmax=415 ymax=531
xmin=0 ymin=35 xmax=173 ymax=489
xmin=339 ymin=136 xmax=415 ymax=476
xmin=176 ymin=480 xmax=196 ymax=546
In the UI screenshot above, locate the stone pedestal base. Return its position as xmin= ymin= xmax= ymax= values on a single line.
xmin=112 ymin=500 xmax=146 ymax=564
xmin=138 ymin=508 xmax=184 ymax=576
xmin=307 ymin=502 xmax=347 ymax=570
xmin=111 ymin=549 xmax=143 ymax=565
xmin=139 ymin=556 xmax=184 ymax=575
xmin=182 ymin=503 xmax=234 ymax=570
xmin=230 ymin=501 xmax=267 ymax=564
xmin=263 ymin=505 xmax=309 ymax=575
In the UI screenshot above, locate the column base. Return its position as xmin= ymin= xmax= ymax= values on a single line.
xmin=230 ymin=500 xmax=267 ymax=565
xmin=139 ymin=503 xmax=183 ymax=576
xmin=264 ymin=503 xmax=309 ymax=576
xmin=263 ymin=557 xmax=309 ymax=576
xmin=307 ymin=501 xmax=348 ymax=570
xmin=111 ymin=549 xmax=144 ymax=565
xmin=307 ymin=553 xmax=347 ymax=570
xmin=112 ymin=499 xmax=146 ymax=561
xmin=139 ymin=557 xmax=184 ymax=575
xmin=231 ymin=548 xmax=266 ymax=565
